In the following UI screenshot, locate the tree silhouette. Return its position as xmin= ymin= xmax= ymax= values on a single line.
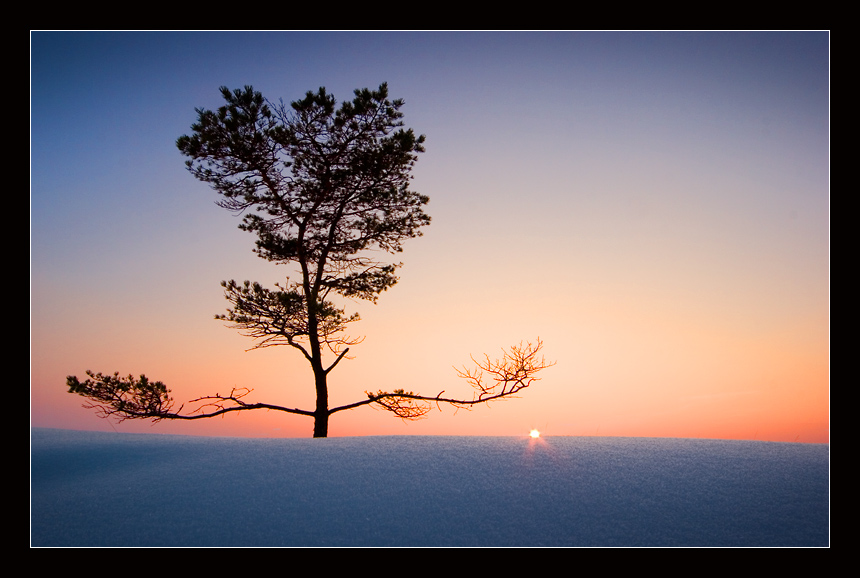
xmin=67 ymin=83 xmax=553 ymax=437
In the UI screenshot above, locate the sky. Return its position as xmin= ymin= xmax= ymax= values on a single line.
xmin=30 ymin=31 xmax=830 ymax=442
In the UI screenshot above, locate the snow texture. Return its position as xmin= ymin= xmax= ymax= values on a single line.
xmin=30 ymin=428 xmax=829 ymax=547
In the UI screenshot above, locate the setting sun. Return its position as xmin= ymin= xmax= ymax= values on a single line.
xmin=529 ymin=429 xmax=541 ymax=439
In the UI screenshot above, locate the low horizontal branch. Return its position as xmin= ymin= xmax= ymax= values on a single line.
xmin=159 ymin=401 xmax=316 ymax=420
xmin=66 ymin=373 xmax=316 ymax=423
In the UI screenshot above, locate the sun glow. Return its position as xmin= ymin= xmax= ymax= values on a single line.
xmin=529 ymin=429 xmax=541 ymax=439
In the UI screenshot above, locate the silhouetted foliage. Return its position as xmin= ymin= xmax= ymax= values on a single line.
xmin=67 ymin=371 xmax=174 ymax=421
xmin=67 ymin=83 xmax=553 ymax=437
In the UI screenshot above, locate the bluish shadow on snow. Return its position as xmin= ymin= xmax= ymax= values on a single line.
xmin=30 ymin=428 xmax=829 ymax=547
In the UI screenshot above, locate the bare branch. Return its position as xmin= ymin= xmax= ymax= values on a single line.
xmin=454 ymin=338 xmax=553 ymax=402
xmin=359 ymin=339 xmax=554 ymax=420
xmin=324 ymin=347 xmax=351 ymax=375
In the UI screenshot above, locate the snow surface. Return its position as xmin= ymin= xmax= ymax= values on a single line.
xmin=30 ymin=428 xmax=829 ymax=547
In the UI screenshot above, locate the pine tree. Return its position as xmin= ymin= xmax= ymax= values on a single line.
xmin=67 ymin=83 xmax=551 ymax=437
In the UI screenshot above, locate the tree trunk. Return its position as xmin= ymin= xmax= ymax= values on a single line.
xmin=313 ymin=411 xmax=328 ymax=438
xmin=312 ymin=366 xmax=329 ymax=438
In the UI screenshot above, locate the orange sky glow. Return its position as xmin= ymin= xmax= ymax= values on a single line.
xmin=31 ymin=32 xmax=829 ymax=442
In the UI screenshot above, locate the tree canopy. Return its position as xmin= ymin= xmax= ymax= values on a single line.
xmin=68 ymin=83 xmax=552 ymax=437
xmin=177 ymin=84 xmax=429 ymax=356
